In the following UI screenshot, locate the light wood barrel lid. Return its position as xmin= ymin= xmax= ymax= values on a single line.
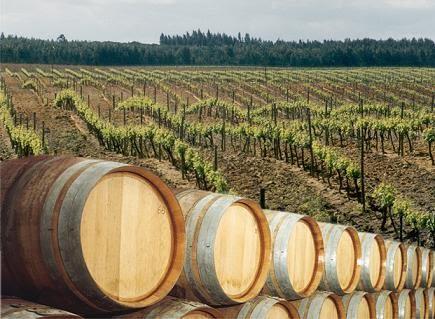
xmin=336 ymin=229 xmax=358 ymax=291
xmin=397 ymin=290 xmax=416 ymax=319
xmin=266 ymin=303 xmax=298 ymax=319
xmin=357 ymin=296 xmax=372 ymax=319
xmin=80 ymin=171 xmax=175 ymax=302
xmin=373 ymin=290 xmax=398 ymax=319
xmin=287 ymin=220 xmax=317 ymax=294
xmin=369 ymin=235 xmax=386 ymax=289
xmin=383 ymin=294 xmax=395 ymax=319
xmin=415 ymin=288 xmax=429 ymax=319
xmin=319 ymin=296 xmax=341 ymax=319
xmin=214 ymin=202 xmax=262 ymax=298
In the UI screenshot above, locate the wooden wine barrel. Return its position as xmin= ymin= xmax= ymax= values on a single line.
xmin=318 ymin=223 xmax=362 ymax=295
xmin=262 ymin=210 xmax=324 ymax=300
xmin=115 ymin=297 xmax=221 ymax=318
xmin=383 ymin=240 xmax=408 ymax=292
xmin=219 ymin=295 xmax=300 ymax=319
xmin=1 ymin=296 xmax=81 ymax=318
xmin=341 ymin=292 xmax=375 ymax=319
xmin=421 ymin=248 xmax=434 ymax=288
xmin=172 ymin=190 xmax=271 ymax=305
xmin=357 ymin=232 xmax=386 ymax=292
xmin=292 ymin=291 xmax=345 ymax=319
xmin=405 ymin=245 xmax=422 ymax=289
xmin=415 ymin=288 xmax=429 ymax=319
xmin=0 ymin=156 xmax=185 ymax=315
xmin=428 ymin=288 xmax=435 ymax=319
xmin=396 ymin=289 xmax=416 ymax=319
xmin=371 ymin=290 xmax=398 ymax=319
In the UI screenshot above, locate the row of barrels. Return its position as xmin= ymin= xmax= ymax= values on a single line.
xmin=3 ymin=288 xmax=435 ymax=319
xmin=1 ymin=156 xmax=434 ymax=317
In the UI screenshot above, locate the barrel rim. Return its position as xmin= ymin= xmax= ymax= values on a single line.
xmin=422 ymin=249 xmax=434 ymax=288
xmin=384 ymin=240 xmax=407 ymax=292
xmin=263 ymin=210 xmax=325 ymax=299
xmin=406 ymin=245 xmax=422 ymax=289
xmin=323 ymin=292 xmax=346 ymax=319
xmin=372 ymin=233 xmax=387 ymax=291
xmin=219 ymin=197 xmax=272 ymax=303
xmin=398 ymin=289 xmax=416 ymax=319
xmin=56 ymin=162 xmax=185 ymax=309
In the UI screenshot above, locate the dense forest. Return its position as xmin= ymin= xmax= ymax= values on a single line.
xmin=1 ymin=30 xmax=434 ymax=66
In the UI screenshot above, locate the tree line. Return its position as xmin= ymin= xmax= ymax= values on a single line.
xmin=1 ymin=31 xmax=434 ymax=66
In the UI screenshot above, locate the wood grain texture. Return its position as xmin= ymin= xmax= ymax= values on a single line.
xmin=1 ymin=296 xmax=81 ymax=318
xmin=415 ymin=288 xmax=429 ymax=319
xmin=342 ymin=292 xmax=375 ymax=319
xmin=0 ymin=156 xmax=185 ymax=315
xmin=357 ymin=232 xmax=386 ymax=292
xmin=406 ymin=245 xmax=422 ymax=289
xmin=318 ymin=223 xmax=361 ymax=295
xmin=219 ymin=295 xmax=300 ymax=319
xmin=421 ymin=249 xmax=434 ymax=288
xmin=426 ymin=288 xmax=434 ymax=319
xmin=293 ymin=291 xmax=345 ymax=319
xmin=383 ymin=240 xmax=407 ymax=292
xmin=173 ymin=190 xmax=271 ymax=305
xmin=115 ymin=297 xmax=221 ymax=318
xmin=263 ymin=211 xmax=324 ymax=300
xmin=397 ymin=289 xmax=416 ymax=319
xmin=371 ymin=290 xmax=398 ymax=319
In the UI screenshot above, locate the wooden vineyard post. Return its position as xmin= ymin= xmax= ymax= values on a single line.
xmin=286 ymin=87 xmax=289 ymax=102
xmin=248 ymin=96 xmax=252 ymax=125
xmin=131 ymin=85 xmax=134 ymax=97
xmin=216 ymin=85 xmax=219 ymax=100
xmin=140 ymin=108 xmax=143 ymax=125
xmin=80 ymin=86 xmax=83 ymax=99
xmin=431 ymin=94 xmax=434 ymax=112
xmin=360 ymin=99 xmax=366 ymax=214
xmin=33 ymin=112 xmax=36 ymax=131
xmin=123 ymin=109 xmax=126 ymax=126
xmin=41 ymin=121 xmax=45 ymax=148
xmin=232 ymin=91 xmax=235 ymax=103
xmin=121 ymin=92 xmax=123 ymax=101
xmin=167 ymin=92 xmax=170 ymax=111
xmin=143 ymin=82 xmax=146 ymax=96
xmin=98 ymin=105 xmax=101 ymax=118
xmin=26 ymin=116 xmax=29 ymax=130
xmin=158 ymin=108 xmax=161 ymax=128
xmin=200 ymin=88 xmax=203 ymax=99
xmin=87 ymin=95 xmax=90 ymax=107
xmin=259 ymin=188 xmax=266 ymax=209
xmin=154 ymin=86 xmax=157 ymax=104
xmin=108 ymin=109 xmax=111 ymax=123
xmin=112 ymin=95 xmax=115 ymax=109
xmin=213 ymin=145 xmax=218 ymax=171
xmin=307 ymin=87 xmax=310 ymax=104
xmin=307 ymin=108 xmax=315 ymax=176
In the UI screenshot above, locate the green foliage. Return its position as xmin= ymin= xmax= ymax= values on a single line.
xmin=0 ymin=92 xmax=44 ymax=156
xmin=372 ymin=182 xmax=396 ymax=209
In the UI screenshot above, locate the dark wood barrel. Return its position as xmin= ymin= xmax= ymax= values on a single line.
xmin=1 ymin=156 xmax=185 ymax=315
xmin=115 ymin=297 xmax=221 ymax=318
xmin=1 ymin=296 xmax=81 ymax=318
xmin=171 ymin=190 xmax=271 ymax=306
xmin=219 ymin=295 xmax=300 ymax=319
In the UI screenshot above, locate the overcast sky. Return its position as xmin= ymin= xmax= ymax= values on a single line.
xmin=1 ymin=0 xmax=434 ymax=43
